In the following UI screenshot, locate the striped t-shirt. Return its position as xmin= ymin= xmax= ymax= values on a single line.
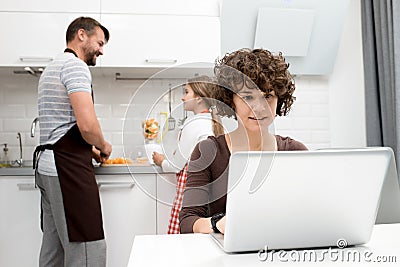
xmin=37 ymin=52 xmax=92 ymax=176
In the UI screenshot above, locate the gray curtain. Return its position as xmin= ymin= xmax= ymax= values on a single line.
xmin=361 ymin=0 xmax=400 ymax=164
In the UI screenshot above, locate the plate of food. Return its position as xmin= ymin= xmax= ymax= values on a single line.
xmin=136 ymin=157 xmax=149 ymax=164
xmin=101 ymin=157 xmax=134 ymax=166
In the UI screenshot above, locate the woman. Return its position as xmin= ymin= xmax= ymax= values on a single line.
xmin=152 ymin=75 xmax=224 ymax=234
xmin=179 ymin=48 xmax=307 ymax=234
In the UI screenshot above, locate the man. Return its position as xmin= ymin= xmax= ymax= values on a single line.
xmin=34 ymin=17 xmax=112 ymax=266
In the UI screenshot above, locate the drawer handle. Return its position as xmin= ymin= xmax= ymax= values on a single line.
xmin=145 ymin=59 xmax=177 ymax=64
xmin=19 ymin=56 xmax=53 ymax=62
xmin=98 ymin=182 xmax=135 ymax=190
xmin=17 ymin=183 xmax=38 ymax=191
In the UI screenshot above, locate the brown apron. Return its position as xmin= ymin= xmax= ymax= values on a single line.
xmin=34 ymin=124 xmax=104 ymax=242
xmin=34 ymin=48 xmax=103 ymax=242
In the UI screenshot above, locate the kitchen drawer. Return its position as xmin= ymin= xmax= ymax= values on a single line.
xmin=97 ymin=174 xmax=156 ymax=267
xmin=156 ymin=173 xmax=176 ymax=234
xmin=0 ymin=176 xmax=41 ymax=267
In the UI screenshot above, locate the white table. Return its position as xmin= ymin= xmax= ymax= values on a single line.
xmin=127 ymin=224 xmax=400 ymax=266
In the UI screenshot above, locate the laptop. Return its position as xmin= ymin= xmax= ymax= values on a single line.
xmin=210 ymin=147 xmax=398 ymax=253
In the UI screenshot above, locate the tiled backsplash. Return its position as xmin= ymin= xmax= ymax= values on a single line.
xmin=0 ymin=72 xmax=330 ymax=162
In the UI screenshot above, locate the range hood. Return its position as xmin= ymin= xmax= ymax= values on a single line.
xmin=92 ymin=63 xmax=215 ymax=80
xmin=3 ymin=63 xmax=215 ymax=80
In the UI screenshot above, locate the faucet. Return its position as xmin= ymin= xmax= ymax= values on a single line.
xmin=15 ymin=132 xmax=23 ymax=167
xmin=31 ymin=117 xmax=39 ymax=137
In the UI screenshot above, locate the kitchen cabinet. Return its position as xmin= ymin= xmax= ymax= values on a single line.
xmin=0 ymin=0 xmax=100 ymax=12
xmin=101 ymin=0 xmax=220 ymax=16
xmin=0 ymin=176 xmax=41 ymax=267
xmin=0 ymin=12 xmax=100 ymax=67
xmin=97 ymin=174 xmax=156 ymax=267
xmin=0 ymin=0 xmax=219 ymax=15
xmin=100 ymin=14 xmax=220 ymax=68
xmin=0 ymin=13 xmax=220 ymax=68
xmin=0 ymin=173 xmax=156 ymax=267
xmin=156 ymin=173 xmax=176 ymax=234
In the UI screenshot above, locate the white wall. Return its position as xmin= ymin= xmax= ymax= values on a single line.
xmin=329 ymin=0 xmax=366 ymax=148
xmin=275 ymin=0 xmax=365 ymax=149
xmin=0 ymin=0 xmax=365 ymax=162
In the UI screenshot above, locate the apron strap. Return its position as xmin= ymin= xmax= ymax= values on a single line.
xmin=33 ymin=144 xmax=54 ymax=169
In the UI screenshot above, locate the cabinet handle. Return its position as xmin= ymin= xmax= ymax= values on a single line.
xmin=17 ymin=183 xmax=38 ymax=191
xmin=98 ymin=182 xmax=135 ymax=190
xmin=145 ymin=59 xmax=177 ymax=64
xmin=19 ymin=56 xmax=53 ymax=62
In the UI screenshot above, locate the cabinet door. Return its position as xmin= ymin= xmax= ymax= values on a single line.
xmin=98 ymin=174 xmax=156 ymax=267
xmin=0 ymin=0 xmax=100 ymax=12
xmin=0 ymin=176 xmax=41 ymax=267
xmin=100 ymin=14 xmax=220 ymax=68
xmin=101 ymin=0 xmax=220 ymax=16
xmin=0 ymin=12 xmax=100 ymax=67
xmin=156 ymin=173 xmax=177 ymax=234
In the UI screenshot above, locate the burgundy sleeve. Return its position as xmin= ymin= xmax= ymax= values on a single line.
xmin=276 ymin=135 xmax=308 ymax=151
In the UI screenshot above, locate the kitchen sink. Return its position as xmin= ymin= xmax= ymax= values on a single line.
xmin=0 ymin=160 xmax=33 ymax=168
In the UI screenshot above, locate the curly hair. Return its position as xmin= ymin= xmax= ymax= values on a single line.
xmin=213 ymin=48 xmax=295 ymax=118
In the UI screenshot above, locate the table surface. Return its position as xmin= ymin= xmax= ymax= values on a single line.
xmin=127 ymin=224 xmax=400 ymax=267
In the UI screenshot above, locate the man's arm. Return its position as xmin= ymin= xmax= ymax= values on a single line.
xmin=69 ymin=91 xmax=112 ymax=160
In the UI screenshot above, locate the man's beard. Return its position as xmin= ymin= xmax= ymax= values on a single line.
xmin=85 ymin=51 xmax=97 ymax=66
xmin=83 ymin=46 xmax=98 ymax=66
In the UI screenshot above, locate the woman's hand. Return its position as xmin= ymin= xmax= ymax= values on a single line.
xmin=192 ymin=216 xmax=226 ymax=234
xmin=152 ymin=152 xmax=165 ymax=166
xmin=216 ymin=216 xmax=226 ymax=234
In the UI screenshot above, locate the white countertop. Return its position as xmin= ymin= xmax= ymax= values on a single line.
xmin=0 ymin=164 xmax=165 ymax=176
xmin=128 ymin=224 xmax=400 ymax=267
